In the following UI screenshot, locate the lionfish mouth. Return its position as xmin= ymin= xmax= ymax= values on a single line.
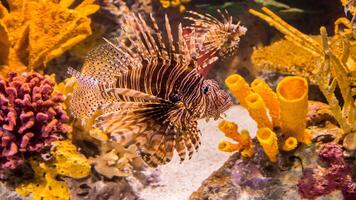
xmin=211 ymin=95 xmax=233 ymax=120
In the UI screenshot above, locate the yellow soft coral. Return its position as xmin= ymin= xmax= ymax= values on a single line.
xmin=225 ymin=74 xmax=252 ymax=108
xmin=282 ymin=137 xmax=298 ymax=151
xmin=256 ymin=128 xmax=279 ymax=162
xmin=277 ymin=76 xmax=308 ymax=143
xmin=245 ymin=93 xmax=273 ymax=128
xmin=16 ymin=140 xmax=90 ymax=200
xmin=0 ymin=0 xmax=99 ymax=75
xmin=218 ymin=120 xmax=254 ymax=157
xmin=251 ymin=79 xmax=280 ymax=127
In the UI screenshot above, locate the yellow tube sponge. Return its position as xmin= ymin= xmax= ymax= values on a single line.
xmin=218 ymin=141 xmax=242 ymax=152
xmin=245 ymin=93 xmax=273 ymax=128
xmin=282 ymin=137 xmax=298 ymax=151
xmin=256 ymin=128 xmax=279 ymax=162
xmin=277 ymin=76 xmax=308 ymax=142
xmin=251 ymin=79 xmax=280 ymax=127
xmin=218 ymin=120 xmax=240 ymax=141
xmin=225 ymin=74 xmax=251 ymax=108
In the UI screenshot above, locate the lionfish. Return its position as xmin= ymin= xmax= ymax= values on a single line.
xmin=69 ymin=10 xmax=246 ymax=167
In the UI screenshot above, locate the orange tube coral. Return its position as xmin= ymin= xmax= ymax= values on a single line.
xmin=282 ymin=137 xmax=298 ymax=151
xmin=256 ymin=128 xmax=278 ymax=162
xmin=218 ymin=141 xmax=242 ymax=152
xmin=245 ymin=93 xmax=273 ymax=129
xmin=225 ymin=74 xmax=251 ymax=108
xmin=218 ymin=120 xmax=240 ymax=141
xmin=251 ymin=79 xmax=280 ymax=127
xmin=277 ymin=76 xmax=308 ymax=142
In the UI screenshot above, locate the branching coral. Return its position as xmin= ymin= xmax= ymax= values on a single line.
xmin=218 ymin=120 xmax=254 ymax=157
xmin=0 ymin=72 xmax=70 ymax=170
xmin=298 ymin=143 xmax=356 ymax=199
xmin=249 ymin=7 xmax=356 ymax=149
xmin=0 ymin=0 xmax=99 ymax=75
xmin=16 ymin=140 xmax=90 ymax=200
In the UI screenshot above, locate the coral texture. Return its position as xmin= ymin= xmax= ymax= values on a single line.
xmin=277 ymin=76 xmax=308 ymax=142
xmin=298 ymin=143 xmax=356 ymax=199
xmin=16 ymin=140 xmax=90 ymax=200
xmin=0 ymin=72 xmax=70 ymax=170
xmin=0 ymin=0 xmax=99 ymax=74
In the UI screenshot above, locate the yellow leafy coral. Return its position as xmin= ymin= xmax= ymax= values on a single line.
xmin=277 ymin=76 xmax=308 ymax=142
xmin=0 ymin=0 xmax=99 ymax=75
xmin=16 ymin=140 xmax=90 ymax=200
xmin=256 ymin=128 xmax=279 ymax=162
xmin=218 ymin=120 xmax=254 ymax=157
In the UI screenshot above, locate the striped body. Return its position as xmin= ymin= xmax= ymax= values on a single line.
xmin=69 ymin=11 xmax=245 ymax=167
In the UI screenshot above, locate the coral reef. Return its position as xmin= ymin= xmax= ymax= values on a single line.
xmin=0 ymin=0 xmax=99 ymax=75
xmin=16 ymin=140 xmax=90 ymax=200
xmin=249 ymin=7 xmax=356 ymax=150
xmin=0 ymin=72 xmax=70 ymax=170
xmin=220 ymin=74 xmax=311 ymax=162
xmin=298 ymin=143 xmax=356 ymax=199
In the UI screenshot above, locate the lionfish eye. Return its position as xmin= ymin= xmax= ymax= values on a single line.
xmin=203 ymin=86 xmax=209 ymax=94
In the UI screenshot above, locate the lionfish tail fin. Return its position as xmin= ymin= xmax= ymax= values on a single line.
xmin=67 ymin=67 xmax=104 ymax=120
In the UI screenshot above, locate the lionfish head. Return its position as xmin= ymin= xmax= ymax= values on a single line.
xmin=198 ymin=79 xmax=232 ymax=120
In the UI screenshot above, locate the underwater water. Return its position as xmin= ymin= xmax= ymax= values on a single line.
xmin=0 ymin=0 xmax=355 ymax=200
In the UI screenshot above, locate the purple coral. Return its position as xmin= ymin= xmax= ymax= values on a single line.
xmin=0 ymin=72 xmax=70 ymax=170
xmin=298 ymin=143 xmax=356 ymax=200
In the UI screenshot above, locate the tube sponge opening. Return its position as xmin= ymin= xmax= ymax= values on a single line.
xmin=282 ymin=137 xmax=298 ymax=151
xmin=225 ymin=74 xmax=251 ymax=107
xmin=277 ymin=76 xmax=308 ymax=142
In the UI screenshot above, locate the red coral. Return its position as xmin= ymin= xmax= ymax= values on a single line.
xmin=0 ymin=72 xmax=70 ymax=170
xmin=298 ymin=143 xmax=356 ymax=200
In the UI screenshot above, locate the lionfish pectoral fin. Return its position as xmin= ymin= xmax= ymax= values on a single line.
xmin=67 ymin=67 xmax=104 ymax=120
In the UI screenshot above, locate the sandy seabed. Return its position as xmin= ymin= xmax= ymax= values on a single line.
xmin=140 ymin=105 xmax=258 ymax=200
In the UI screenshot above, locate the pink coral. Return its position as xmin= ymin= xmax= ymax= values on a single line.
xmin=0 ymin=72 xmax=70 ymax=170
xmin=298 ymin=143 xmax=356 ymax=199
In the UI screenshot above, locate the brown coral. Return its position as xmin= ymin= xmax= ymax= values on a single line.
xmin=0 ymin=72 xmax=70 ymax=170
xmin=0 ymin=0 xmax=99 ymax=75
